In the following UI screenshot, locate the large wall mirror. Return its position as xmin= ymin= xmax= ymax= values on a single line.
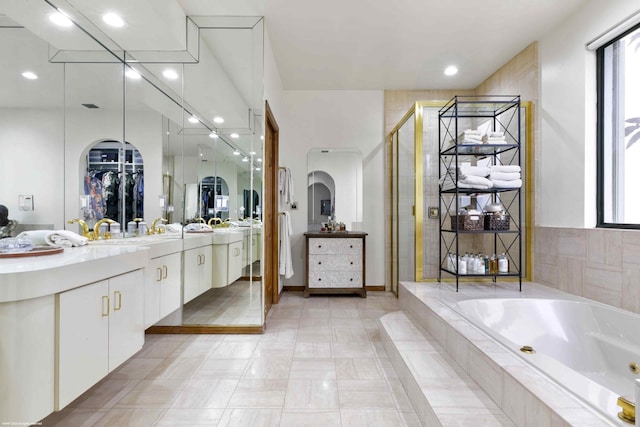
xmin=308 ymin=148 xmax=363 ymax=232
xmin=0 ymin=2 xmax=264 ymax=329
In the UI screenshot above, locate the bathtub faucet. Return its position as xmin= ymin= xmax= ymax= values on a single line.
xmin=617 ymin=396 xmax=635 ymax=424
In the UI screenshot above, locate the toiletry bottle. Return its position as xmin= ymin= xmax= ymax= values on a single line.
xmin=484 ymin=256 xmax=489 ymax=274
xmin=458 ymin=255 xmax=467 ymax=275
xmin=498 ymin=253 xmax=509 ymax=273
xmin=489 ymin=254 xmax=498 ymax=274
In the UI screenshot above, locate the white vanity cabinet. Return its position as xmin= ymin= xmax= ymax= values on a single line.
xmin=304 ymin=232 xmax=367 ymax=298
xmin=144 ymin=251 xmax=182 ymax=328
xmin=211 ymin=232 xmax=244 ymax=288
xmin=57 ymin=269 xmax=144 ymax=409
xmin=183 ymin=244 xmax=213 ymax=304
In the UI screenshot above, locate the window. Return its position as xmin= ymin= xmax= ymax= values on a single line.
xmin=597 ymin=23 xmax=640 ymax=227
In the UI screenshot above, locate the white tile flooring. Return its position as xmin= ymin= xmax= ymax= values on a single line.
xmin=182 ymin=281 xmax=262 ymax=326
xmin=40 ymin=291 xmax=420 ymax=427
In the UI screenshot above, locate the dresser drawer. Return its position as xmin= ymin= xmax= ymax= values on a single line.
xmin=308 ymin=238 xmax=362 ymax=255
xmin=308 ymin=271 xmax=363 ymax=289
xmin=308 ymin=254 xmax=361 ymax=272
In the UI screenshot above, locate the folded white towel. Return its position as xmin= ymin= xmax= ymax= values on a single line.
xmin=491 ymin=165 xmax=521 ymax=173
xmin=460 ymin=165 xmax=491 ymax=177
xmin=458 ymin=182 xmax=492 ymax=190
xmin=488 ymin=131 xmax=504 ymax=137
xmin=464 ymin=134 xmax=483 ymax=141
xmin=490 ymin=178 xmax=522 ymax=189
xmin=460 ymin=175 xmax=493 ymax=188
xmin=46 ymin=230 xmax=89 ymax=247
xmin=489 ymin=171 xmax=520 ymax=181
xmin=460 ymin=138 xmax=483 ymax=145
xmin=464 ymin=129 xmax=483 ymax=135
xmin=16 ymin=230 xmax=51 ymax=246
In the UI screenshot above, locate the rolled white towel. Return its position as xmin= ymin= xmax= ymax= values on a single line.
xmin=46 ymin=230 xmax=89 ymax=247
xmin=489 ymin=171 xmax=520 ymax=181
xmin=16 ymin=230 xmax=51 ymax=246
xmin=460 ymin=165 xmax=491 ymax=177
xmin=491 ymin=165 xmax=521 ymax=173
xmin=490 ymin=178 xmax=522 ymax=189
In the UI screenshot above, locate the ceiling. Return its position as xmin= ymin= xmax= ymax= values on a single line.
xmin=177 ymin=0 xmax=590 ymax=90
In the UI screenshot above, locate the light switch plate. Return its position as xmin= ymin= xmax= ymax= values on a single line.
xmin=19 ymin=195 xmax=34 ymax=211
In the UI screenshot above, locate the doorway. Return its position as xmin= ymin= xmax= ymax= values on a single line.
xmin=263 ymin=101 xmax=280 ymax=320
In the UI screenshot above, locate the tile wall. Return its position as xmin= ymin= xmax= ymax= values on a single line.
xmin=534 ymin=226 xmax=640 ymax=314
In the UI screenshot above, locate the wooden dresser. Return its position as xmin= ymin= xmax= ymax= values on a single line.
xmin=304 ymin=232 xmax=367 ymax=298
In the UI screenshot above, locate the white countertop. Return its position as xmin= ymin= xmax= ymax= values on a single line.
xmin=0 ymin=245 xmax=149 ymax=303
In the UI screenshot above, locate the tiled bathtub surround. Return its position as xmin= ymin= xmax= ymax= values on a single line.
xmin=534 ymin=226 xmax=640 ymax=313
xmin=396 ymin=281 xmax=613 ymax=426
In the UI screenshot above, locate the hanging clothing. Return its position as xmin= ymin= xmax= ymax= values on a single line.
xmin=279 ymin=211 xmax=294 ymax=278
xmin=279 ymin=167 xmax=294 ymax=205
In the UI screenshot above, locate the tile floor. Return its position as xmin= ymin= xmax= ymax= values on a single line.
xmin=40 ymin=291 xmax=420 ymax=426
xmin=182 ymin=280 xmax=262 ymax=326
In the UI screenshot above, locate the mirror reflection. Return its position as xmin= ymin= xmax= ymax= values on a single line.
xmin=0 ymin=4 xmax=265 ymax=328
xmin=308 ymin=148 xmax=363 ymax=232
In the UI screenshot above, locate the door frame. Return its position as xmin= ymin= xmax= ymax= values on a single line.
xmin=263 ymin=100 xmax=280 ymax=318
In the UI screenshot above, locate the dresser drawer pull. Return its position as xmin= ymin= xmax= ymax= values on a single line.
xmin=350 ymin=278 xmax=353 ymax=281
xmin=349 ymin=245 xmax=353 ymax=248
xmin=350 ymin=261 xmax=354 ymax=265
xmin=318 ymin=261 xmax=322 ymax=265
xmin=318 ymin=245 xmax=322 ymax=248
xmin=318 ymin=278 xmax=322 ymax=281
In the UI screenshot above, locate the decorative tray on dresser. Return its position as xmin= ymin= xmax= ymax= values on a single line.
xmin=303 ymin=231 xmax=367 ymax=298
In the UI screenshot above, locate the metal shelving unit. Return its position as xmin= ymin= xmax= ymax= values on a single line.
xmin=438 ymin=95 xmax=522 ymax=291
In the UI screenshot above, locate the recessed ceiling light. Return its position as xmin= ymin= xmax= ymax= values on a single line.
xmin=260 ymin=135 xmax=264 ymax=140
xmin=249 ymin=151 xmax=256 ymax=155
xmin=102 ymin=13 xmax=125 ymax=27
xmin=213 ymin=116 xmax=224 ymax=124
xmin=242 ymin=157 xmax=249 ymax=162
xmin=255 ymin=167 xmax=261 ymax=171
xmin=444 ymin=65 xmax=458 ymax=76
xmin=209 ymin=132 xmax=218 ymax=139
xmin=49 ymin=11 xmax=73 ymax=27
xmin=162 ymin=69 xmax=179 ymax=80
xmin=125 ymin=69 xmax=141 ymax=79
xmin=188 ymin=116 xmax=199 ymax=124
xmin=233 ymin=150 xmax=240 ymax=156
xmin=230 ymin=133 xmax=239 ymax=139
xmin=256 ymin=158 xmax=262 ymax=163
xmin=22 ymin=71 xmax=38 ymax=80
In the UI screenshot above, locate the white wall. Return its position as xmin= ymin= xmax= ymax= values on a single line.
xmin=279 ymin=90 xmax=385 ymax=286
xmin=539 ymin=1 xmax=640 ymax=227
xmin=0 ymin=109 xmax=64 ymax=228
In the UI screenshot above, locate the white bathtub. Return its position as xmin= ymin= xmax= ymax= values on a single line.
xmin=456 ymin=298 xmax=640 ymax=425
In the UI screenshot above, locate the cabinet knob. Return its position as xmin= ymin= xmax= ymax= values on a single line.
xmin=350 ymin=261 xmax=354 ymax=265
xmin=318 ymin=278 xmax=322 ymax=281
xmin=350 ymin=245 xmax=353 ymax=248
xmin=350 ymin=278 xmax=353 ymax=281
xmin=318 ymin=245 xmax=322 ymax=248
xmin=318 ymin=261 xmax=322 ymax=265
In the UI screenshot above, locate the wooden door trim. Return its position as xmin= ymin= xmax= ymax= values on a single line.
xmin=264 ymin=100 xmax=280 ymax=311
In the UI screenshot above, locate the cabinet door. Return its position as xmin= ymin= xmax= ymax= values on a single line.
xmin=57 ymin=280 xmax=109 ymax=409
xmin=199 ymin=246 xmax=213 ymax=295
xmin=144 ymin=257 xmax=163 ymax=328
xmin=108 ymin=270 xmax=144 ymax=371
xmin=183 ymin=248 xmax=201 ymax=304
xmin=159 ymin=252 xmax=182 ymax=318
xmin=228 ymin=241 xmax=243 ymax=284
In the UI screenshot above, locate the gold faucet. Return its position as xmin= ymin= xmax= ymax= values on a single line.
xmin=208 ymin=217 xmax=222 ymax=227
xmin=149 ymin=218 xmax=168 ymax=234
xmin=67 ymin=218 xmax=92 ymax=240
xmin=93 ymin=218 xmax=116 ymax=240
xmin=617 ymin=396 xmax=635 ymax=424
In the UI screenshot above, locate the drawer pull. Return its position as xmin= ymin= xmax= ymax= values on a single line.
xmin=318 ymin=278 xmax=322 ymax=281
xmin=318 ymin=261 xmax=322 ymax=265
xmin=350 ymin=261 xmax=354 ymax=265
xmin=349 ymin=245 xmax=353 ymax=248
xmin=350 ymin=278 xmax=353 ymax=281
xmin=318 ymin=245 xmax=322 ymax=248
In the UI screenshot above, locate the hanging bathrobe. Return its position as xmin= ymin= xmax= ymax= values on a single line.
xmin=279 ymin=211 xmax=294 ymax=278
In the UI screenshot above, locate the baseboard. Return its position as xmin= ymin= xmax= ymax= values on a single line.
xmin=146 ymin=325 xmax=264 ymax=334
xmin=366 ymin=286 xmax=385 ymax=291
xmin=283 ymin=286 xmax=305 ymax=292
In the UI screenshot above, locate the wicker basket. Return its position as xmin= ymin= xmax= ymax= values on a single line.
xmin=484 ymin=214 xmax=510 ymax=231
xmin=450 ymin=214 xmax=484 ymax=231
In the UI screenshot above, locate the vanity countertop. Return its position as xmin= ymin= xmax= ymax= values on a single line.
xmin=0 ymin=245 xmax=150 ymax=303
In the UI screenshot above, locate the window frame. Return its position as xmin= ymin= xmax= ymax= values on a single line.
xmin=596 ymin=22 xmax=640 ymax=229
